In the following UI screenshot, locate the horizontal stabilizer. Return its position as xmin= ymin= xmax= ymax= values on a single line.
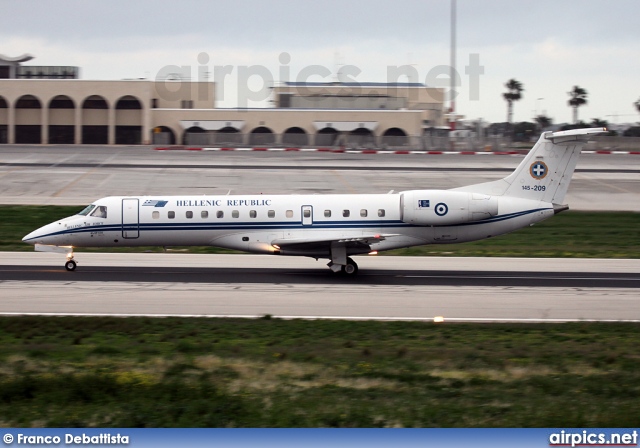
xmin=543 ymin=127 xmax=607 ymax=143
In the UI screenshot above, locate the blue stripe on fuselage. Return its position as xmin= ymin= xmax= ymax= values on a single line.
xmin=24 ymin=208 xmax=551 ymax=240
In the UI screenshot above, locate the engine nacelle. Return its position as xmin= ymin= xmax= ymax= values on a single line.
xmin=400 ymin=190 xmax=498 ymax=225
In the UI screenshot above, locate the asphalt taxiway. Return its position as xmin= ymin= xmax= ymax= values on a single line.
xmin=2 ymin=253 xmax=638 ymax=322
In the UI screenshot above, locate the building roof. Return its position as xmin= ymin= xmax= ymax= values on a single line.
xmin=283 ymin=81 xmax=427 ymax=88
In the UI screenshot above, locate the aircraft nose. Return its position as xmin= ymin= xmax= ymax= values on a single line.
xmin=23 ymin=223 xmax=58 ymax=245
xmin=22 ymin=228 xmax=42 ymax=245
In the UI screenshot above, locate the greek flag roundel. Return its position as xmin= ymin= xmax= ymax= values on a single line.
xmin=530 ymin=161 xmax=548 ymax=180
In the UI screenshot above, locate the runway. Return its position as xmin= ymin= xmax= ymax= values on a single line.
xmin=2 ymin=253 xmax=639 ymax=322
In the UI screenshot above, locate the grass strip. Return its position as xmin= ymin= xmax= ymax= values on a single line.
xmin=0 ymin=316 xmax=639 ymax=427
xmin=2 ymin=205 xmax=639 ymax=257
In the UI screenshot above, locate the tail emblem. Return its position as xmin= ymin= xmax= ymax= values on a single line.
xmin=530 ymin=162 xmax=548 ymax=180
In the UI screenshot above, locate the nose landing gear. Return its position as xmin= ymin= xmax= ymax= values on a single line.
xmin=34 ymin=244 xmax=78 ymax=271
xmin=65 ymin=257 xmax=77 ymax=271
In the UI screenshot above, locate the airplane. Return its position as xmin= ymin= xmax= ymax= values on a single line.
xmin=23 ymin=127 xmax=607 ymax=275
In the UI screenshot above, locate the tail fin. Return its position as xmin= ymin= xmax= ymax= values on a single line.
xmin=453 ymin=128 xmax=607 ymax=204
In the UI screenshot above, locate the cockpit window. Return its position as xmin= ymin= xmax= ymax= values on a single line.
xmin=90 ymin=206 xmax=108 ymax=219
xmin=78 ymin=204 xmax=96 ymax=216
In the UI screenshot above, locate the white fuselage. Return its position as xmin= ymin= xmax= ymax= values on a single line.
xmin=23 ymin=192 xmax=554 ymax=258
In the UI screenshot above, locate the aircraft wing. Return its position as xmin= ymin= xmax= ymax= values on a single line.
xmin=271 ymin=234 xmax=399 ymax=253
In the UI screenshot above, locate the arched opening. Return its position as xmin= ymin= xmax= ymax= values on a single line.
xmin=82 ymin=95 xmax=108 ymax=144
xmin=282 ymin=127 xmax=308 ymax=147
xmin=215 ymin=126 xmax=242 ymax=145
xmin=383 ymin=127 xmax=407 ymax=137
xmin=249 ymin=126 xmax=275 ymax=146
xmin=115 ymin=95 xmax=142 ymax=144
xmin=183 ymin=126 xmax=206 ymax=145
xmin=152 ymin=125 xmax=176 ymax=145
xmin=381 ymin=127 xmax=408 ymax=148
xmin=0 ymin=97 xmax=7 ymax=144
xmin=48 ymin=95 xmax=75 ymax=144
xmin=15 ymin=95 xmax=42 ymax=144
xmin=347 ymin=127 xmax=374 ymax=147
xmin=315 ymin=127 xmax=339 ymax=147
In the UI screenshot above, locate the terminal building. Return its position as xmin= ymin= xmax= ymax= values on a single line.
xmin=0 ymin=54 xmax=446 ymax=148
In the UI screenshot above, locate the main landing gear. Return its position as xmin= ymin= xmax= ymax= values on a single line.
xmin=328 ymin=257 xmax=359 ymax=276
xmin=343 ymin=257 xmax=358 ymax=275
xmin=328 ymin=242 xmax=359 ymax=275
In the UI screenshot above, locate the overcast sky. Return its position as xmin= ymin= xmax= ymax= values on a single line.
xmin=3 ymin=0 xmax=640 ymax=124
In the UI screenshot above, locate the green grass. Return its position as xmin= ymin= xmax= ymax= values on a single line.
xmin=3 ymin=205 xmax=639 ymax=257
xmin=0 ymin=316 xmax=639 ymax=427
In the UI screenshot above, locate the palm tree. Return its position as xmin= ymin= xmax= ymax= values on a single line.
xmin=535 ymin=115 xmax=552 ymax=131
xmin=635 ymin=98 xmax=640 ymax=120
xmin=503 ymin=79 xmax=524 ymax=124
xmin=568 ymin=86 xmax=588 ymax=124
xmin=590 ymin=118 xmax=608 ymax=128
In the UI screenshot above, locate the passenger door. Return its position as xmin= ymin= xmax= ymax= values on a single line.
xmin=121 ymin=198 xmax=140 ymax=239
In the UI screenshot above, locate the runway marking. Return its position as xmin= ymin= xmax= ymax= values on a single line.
xmin=399 ymin=274 xmax=640 ymax=281
xmin=0 ymin=312 xmax=639 ymax=323
xmin=51 ymin=168 xmax=96 ymax=198
xmin=330 ymin=169 xmax=358 ymax=194
xmin=585 ymin=176 xmax=636 ymax=194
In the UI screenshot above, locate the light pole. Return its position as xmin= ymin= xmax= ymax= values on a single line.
xmin=449 ymin=0 xmax=456 ymax=131
xmin=535 ymin=98 xmax=544 ymax=117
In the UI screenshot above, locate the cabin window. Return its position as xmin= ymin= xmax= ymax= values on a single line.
xmin=249 ymin=210 xmax=257 ymax=218
xmin=232 ymin=210 xmax=239 ymax=218
xmin=186 ymin=211 xmax=193 ymax=219
xmin=343 ymin=210 xmax=350 ymax=218
xmin=216 ymin=211 xmax=224 ymax=218
xmin=201 ymin=211 xmax=208 ymax=218
xmin=268 ymin=210 xmax=275 ymax=218
xmin=378 ymin=209 xmax=386 ymax=217
xmin=91 ymin=206 xmax=107 ymax=218
xmin=303 ymin=209 xmax=311 ymax=218
xmin=286 ymin=210 xmax=293 ymax=218
xmin=152 ymin=211 xmax=159 ymax=219
xmin=360 ymin=209 xmax=368 ymax=218
xmin=324 ymin=210 xmax=331 ymax=218
xmin=168 ymin=211 xmax=175 ymax=219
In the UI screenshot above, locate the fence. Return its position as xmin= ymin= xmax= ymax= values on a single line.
xmin=586 ymin=136 xmax=640 ymax=151
xmin=153 ymin=132 xmax=640 ymax=152
xmin=163 ymin=132 xmax=449 ymax=151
